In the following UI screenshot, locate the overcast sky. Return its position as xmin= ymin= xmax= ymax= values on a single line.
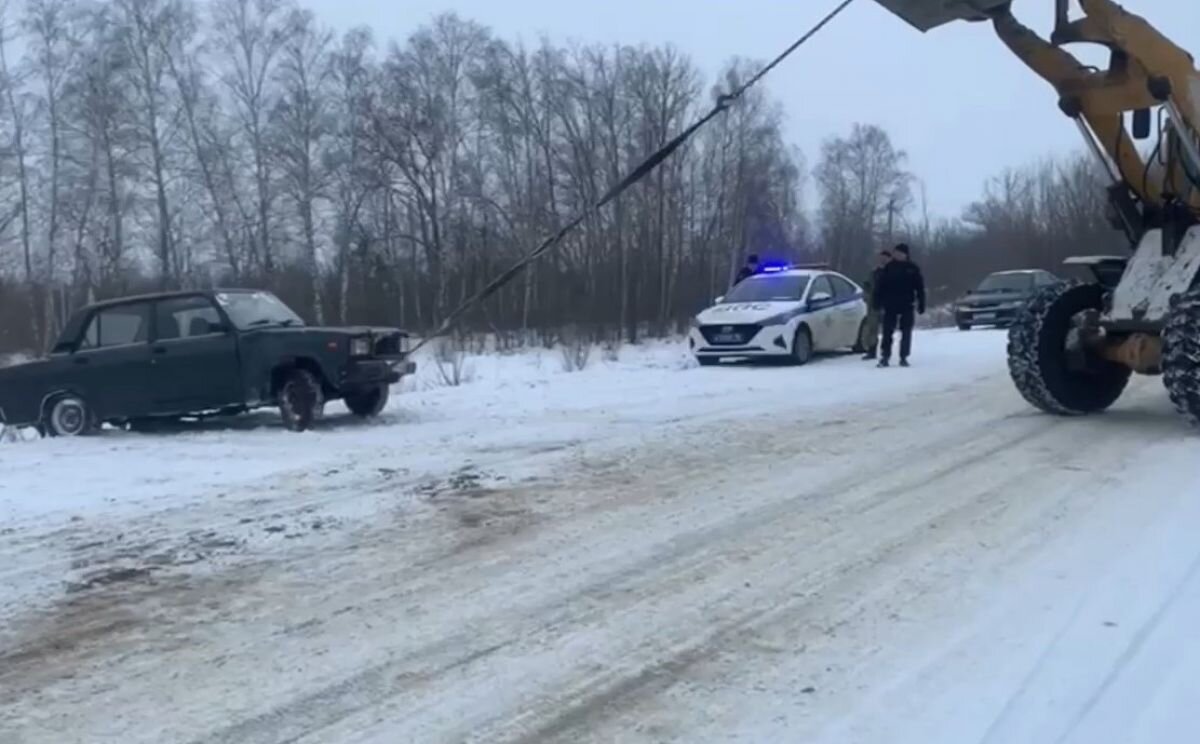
xmin=300 ymin=0 xmax=1199 ymax=219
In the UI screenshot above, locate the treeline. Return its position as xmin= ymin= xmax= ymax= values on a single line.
xmin=0 ymin=0 xmax=807 ymax=353
xmin=0 ymin=0 xmax=1127 ymax=355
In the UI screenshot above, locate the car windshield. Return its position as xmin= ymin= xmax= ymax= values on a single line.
xmin=976 ymin=273 xmax=1033 ymax=292
xmin=723 ymin=275 xmax=810 ymax=303
xmin=215 ymin=291 xmax=305 ymax=330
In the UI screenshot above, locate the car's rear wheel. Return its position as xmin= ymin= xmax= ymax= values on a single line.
xmin=791 ymin=325 xmax=814 ymax=366
xmin=852 ymin=318 xmax=868 ymax=353
xmin=345 ymin=384 xmax=390 ymax=418
xmin=278 ymin=369 xmax=325 ymax=432
xmin=45 ymin=395 xmax=95 ymax=437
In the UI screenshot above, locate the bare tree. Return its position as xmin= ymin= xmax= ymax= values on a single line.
xmin=815 ymin=123 xmax=912 ymax=279
xmin=24 ymin=0 xmax=80 ymax=338
xmin=0 ymin=1 xmax=34 ymax=306
xmin=213 ymin=0 xmax=292 ymax=275
xmin=327 ymin=26 xmax=374 ymax=323
xmin=114 ymin=0 xmax=186 ymax=287
xmin=272 ymin=7 xmax=332 ymax=321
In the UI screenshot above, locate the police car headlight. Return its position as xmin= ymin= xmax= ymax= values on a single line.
xmin=689 ymin=315 xmax=702 ymax=329
xmin=759 ymin=311 xmax=794 ymax=327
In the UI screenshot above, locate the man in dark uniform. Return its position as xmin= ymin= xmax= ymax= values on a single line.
xmin=859 ymin=248 xmax=891 ymax=360
xmin=872 ymin=243 xmax=926 ymax=368
xmin=734 ymin=254 xmax=760 ymax=285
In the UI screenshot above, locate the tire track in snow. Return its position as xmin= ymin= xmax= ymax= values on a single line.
xmin=5 ymin=370 xmax=1184 ymax=744
xmin=194 ymin=388 xmax=1070 ymax=744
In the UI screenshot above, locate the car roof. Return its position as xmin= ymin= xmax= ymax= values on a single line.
xmin=83 ymin=288 xmax=261 ymax=312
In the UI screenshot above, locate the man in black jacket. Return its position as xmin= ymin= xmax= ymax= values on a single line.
xmin=734 ymin=254 xmax=760 ymax=285
xmin=872 ymin=243 xmax=926 ymax=367
xmin=859 ymin=248 xmax=891 ymax=360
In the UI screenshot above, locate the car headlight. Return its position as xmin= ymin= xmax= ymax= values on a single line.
xmin=759 ymin=311 xmax=797 ymax=327
xmin=689 ymin=316 xmax=702 ymax=329
xmin=351 ymin=337 xmax=372 ymax=357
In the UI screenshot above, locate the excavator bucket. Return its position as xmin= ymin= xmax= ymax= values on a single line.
xmin=873 ymin=0 xmax=1012 ymax=31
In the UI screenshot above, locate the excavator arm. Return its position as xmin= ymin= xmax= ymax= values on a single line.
xmin=877 ymin=0 xmax=1200 ymax=240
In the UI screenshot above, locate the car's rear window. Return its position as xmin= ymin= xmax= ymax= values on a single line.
xmin=977 ymin=273 xmax=1033 ymax=292
xmin=724 ymin=275 xmax=810 ymax=303
xmin=78 ymin=304 xmax=150 ymax=349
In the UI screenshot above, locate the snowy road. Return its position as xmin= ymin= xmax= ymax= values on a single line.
xmin=2 ymin=330 xmax=1199 ymax=744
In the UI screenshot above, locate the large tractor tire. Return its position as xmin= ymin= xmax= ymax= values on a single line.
xmin=1006 ymin=282 xmax=1131 ymax=416
xmin=1162 ymin=287 xmax=1200 ymax=428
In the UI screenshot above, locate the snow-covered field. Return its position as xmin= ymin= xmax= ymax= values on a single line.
xmin=2 ymin=329 xmax=1199 ymax=743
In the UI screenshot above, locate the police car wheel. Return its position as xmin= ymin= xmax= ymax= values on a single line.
xmin=851 ymin=319 xmax=867 ymax=353
xmin=791 ymin=326 xmax=813 ymax=366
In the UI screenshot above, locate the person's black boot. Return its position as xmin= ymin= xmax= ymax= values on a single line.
xmin=862 ymin=351 xmax=876 ymax=360
xmin=877 ymin=358 xmax=889 ymax=368
xmin=900 ymin=358 xmax=910 ymax=367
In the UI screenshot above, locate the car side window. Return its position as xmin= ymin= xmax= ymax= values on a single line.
xmin=78 ymin=303 xmax=151 ymax=350
xmin=809 ymin=275 xmax=834 ymax=300
xmin=829 ymin=275 xmax=858 ymax=300
xmin=155 ymin=297 xmax=225 ymax=341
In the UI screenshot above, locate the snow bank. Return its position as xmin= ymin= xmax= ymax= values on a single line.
xmin=0 ymin=351 xmax=32 ymax=368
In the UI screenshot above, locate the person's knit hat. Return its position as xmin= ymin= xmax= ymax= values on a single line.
xmin=893 ymin=243 xmax=910 ymax=256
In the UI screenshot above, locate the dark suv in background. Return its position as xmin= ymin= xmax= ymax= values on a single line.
xmin=953 ymin=269 xmax=1063 ymax=330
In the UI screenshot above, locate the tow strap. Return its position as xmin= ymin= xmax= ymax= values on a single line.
xmin=410 ymin=0 xmax=858 ymax=355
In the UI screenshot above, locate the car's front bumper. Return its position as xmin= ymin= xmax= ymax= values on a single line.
xmin=689 ymin=324 xmax=793 ymax=358
xmin=956 ymin=305 xmax=1024 ymax=326
xmin=343 ymin=357 xmax=417 ymax=388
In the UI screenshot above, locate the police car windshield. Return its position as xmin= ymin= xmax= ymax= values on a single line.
xmin=976 ymin=273 xmax=1033 ymax=292
xmin=724 ymin=275 xmax=810 ymax=303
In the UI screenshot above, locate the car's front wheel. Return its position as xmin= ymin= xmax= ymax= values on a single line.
xmin=278 ymin=369 xmax=325 ymax=432
xmin=791 ymin=325 xmax=814 ymax=366
xmin=45 ymin=395 xmax=95 ymax=437
xmin=344 ymin=384 xmax=390 ymax=418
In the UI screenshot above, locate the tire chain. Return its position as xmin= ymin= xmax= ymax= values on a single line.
xmin=1162 ymin=288 xmax=1200 ymax=427
xmin=1006 ymin=280 xmax=1082 ymax=416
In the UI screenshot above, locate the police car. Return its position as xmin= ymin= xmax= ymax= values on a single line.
xmin=689 ymin=264 xmax=869 ymax=366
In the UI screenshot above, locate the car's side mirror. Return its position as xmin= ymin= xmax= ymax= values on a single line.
xmin=808 ymin=291 xmax=833 ymax=307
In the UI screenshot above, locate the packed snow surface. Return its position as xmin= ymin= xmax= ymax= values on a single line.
xmin=2 ymin=329 xmax=1198 ymax=743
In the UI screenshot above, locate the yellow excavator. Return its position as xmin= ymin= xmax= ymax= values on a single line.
xmin=875 ymin=0 xmax=1200 ymax=426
